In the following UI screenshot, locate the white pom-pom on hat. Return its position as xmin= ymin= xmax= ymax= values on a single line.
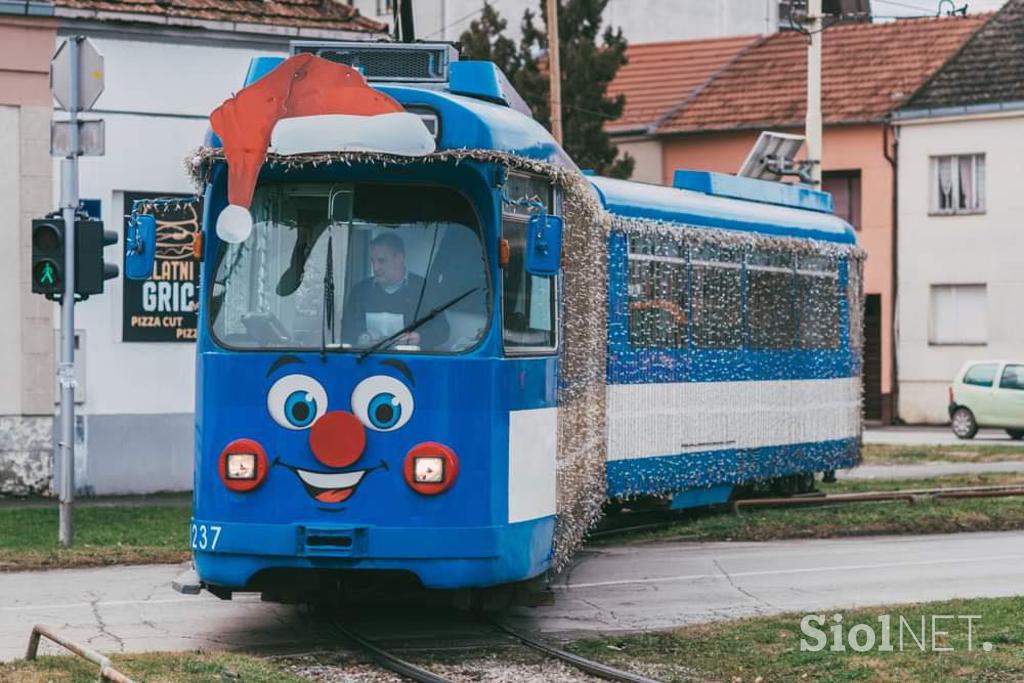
xmin=216 ymin=204 xmax=253 ymax=244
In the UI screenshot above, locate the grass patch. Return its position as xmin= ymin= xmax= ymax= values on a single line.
xmin=569 ymin=596 xmax=1024 ymax=682
xmin=0 ymin=651 xmax=304 ymax=683
xmin=599 ymin=473 xmax=1024 ymax=544
xmin=0 ymin=505 xmax=191 ymax=571
xmin=862 ymin=443 xmax=1024 ymax=465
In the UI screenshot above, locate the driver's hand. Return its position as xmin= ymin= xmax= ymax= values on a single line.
xmin=399 ymin=331 xmax=421 ymax=346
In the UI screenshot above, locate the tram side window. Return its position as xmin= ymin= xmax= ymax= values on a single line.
xmin=691 ymin=244 xmax=742 ymax=349
xmin=627 ymin=234 xmax=687 ymax=348
xmin=748 ymin=250 xmax=796 ymax=350
xmin=797 ymin=254 xmax=840 ymax=349
xmin=502 ymin=174 xmax=557 ymax=353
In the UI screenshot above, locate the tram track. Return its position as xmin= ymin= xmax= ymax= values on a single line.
xmin=329 ymin=616 xmax=663 ymax=683
xmin=588 ymin=483 xmax=1024 ymax=541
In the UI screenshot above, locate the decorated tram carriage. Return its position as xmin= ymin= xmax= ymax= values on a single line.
xmin=127 ymin=41 xmax=863 ymax=599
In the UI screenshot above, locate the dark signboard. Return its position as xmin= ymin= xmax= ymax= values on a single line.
xmin=122 ymin=192 xmax=201 ymax=342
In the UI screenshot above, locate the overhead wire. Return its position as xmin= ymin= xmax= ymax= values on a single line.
xmin=421 ymin=0 xmax=512 ymax=40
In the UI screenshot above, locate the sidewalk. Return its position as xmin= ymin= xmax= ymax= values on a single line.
xmin=0 ymin=493 xmax=190 ymax=509
xmin=842 ymin=460 xmax=1024 ymax=480
xmin=864 ymin=425 xmax=1024 ymax=446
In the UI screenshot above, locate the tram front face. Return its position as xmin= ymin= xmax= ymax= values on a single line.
xmin=192 ymin=160 xmax=558 ymax=592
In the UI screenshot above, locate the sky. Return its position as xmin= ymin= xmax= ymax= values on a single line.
xmin=870 ymin=0 xmax=1009 ymax=18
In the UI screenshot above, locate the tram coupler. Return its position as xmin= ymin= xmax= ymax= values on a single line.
xmin=171 ymin=567 xmax=202 ymax=595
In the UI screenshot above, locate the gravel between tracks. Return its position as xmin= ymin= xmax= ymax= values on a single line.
xmin=283 ymin=650 xmax=610 ymax=682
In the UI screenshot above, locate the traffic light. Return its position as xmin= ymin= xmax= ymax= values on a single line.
xmin=31 ymin=217 xmax=119 ymax=300
xmin=74 ymin=220 xmax=119 ymax=297
xmin=31 ymin=218 xmax=65 ymax=298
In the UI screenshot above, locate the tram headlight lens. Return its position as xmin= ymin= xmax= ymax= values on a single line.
xmin=403 ymin=443 xmax=458 ymax=495
xmin=413 ymin=456 xmax=444 ymax=483
xmin=226 ymin=453 xmax=257 ymax=480
xmin=218 ymin=438 xmax=268 ymax=493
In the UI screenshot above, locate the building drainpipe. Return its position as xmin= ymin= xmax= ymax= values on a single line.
xmin=883 ymin=120 xmax=899 ymax=424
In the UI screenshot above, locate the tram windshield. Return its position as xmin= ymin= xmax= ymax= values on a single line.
xmin=209 ymin=182 xmax=489 ymax=353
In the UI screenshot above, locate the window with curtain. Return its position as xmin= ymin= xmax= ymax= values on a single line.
xmin=931 ymin=154 xmax=985 ymax=214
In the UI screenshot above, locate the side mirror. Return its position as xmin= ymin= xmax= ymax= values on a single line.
xmin=124 ymin=213 xmax=157 ymax=280
xmin=524 ymin=212 xmax=563 ymax=277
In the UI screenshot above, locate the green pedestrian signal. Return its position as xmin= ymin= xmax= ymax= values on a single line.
xmin=31 ymin=219 xmax=64 ymax=298
xmin=39 ymin=261 xmax=56 ymax=284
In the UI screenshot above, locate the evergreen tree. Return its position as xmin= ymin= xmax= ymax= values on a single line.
xmin=457 ymin=2 xmax=520 ymax=78
xmin=459 ymin=0 xmax=633 ymax=179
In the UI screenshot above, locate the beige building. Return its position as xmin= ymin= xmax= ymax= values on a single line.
xmin=894 ymin=0 xmax=1024 ymax=423
xmin=0 ymin=10 xmax=57 ymax=494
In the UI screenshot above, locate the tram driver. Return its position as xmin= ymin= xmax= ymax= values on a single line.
xmin=342 ymin=232 xmax=449 ymax=349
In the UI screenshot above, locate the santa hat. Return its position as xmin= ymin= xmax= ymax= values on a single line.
xmin=209 ymin=54 xmax=436 ymax=243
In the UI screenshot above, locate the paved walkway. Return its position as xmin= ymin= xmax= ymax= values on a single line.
xmin=2 ymin=531 xmax=1023 ymax=660
xmin=864 ymin=425 xmax=1024 ymax=446
xmin=842 ymin=460 xmax=1024 ymax=480
xmin=0 ymin=494 xmax=190 ymax=509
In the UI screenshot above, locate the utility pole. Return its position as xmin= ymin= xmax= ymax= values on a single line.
xmin=546 ymin=0 xmax=563 ymax=145
xmin=58 ymin=36 xmax=82 ymax=547
xmin=805 ymin=0 xmax=823 ymax=186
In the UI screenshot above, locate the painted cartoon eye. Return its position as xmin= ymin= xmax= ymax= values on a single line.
xmin=351 ymin=375 xmax=414 ymax=432
xmin=267 ymin=375 xmax=328 ymax=430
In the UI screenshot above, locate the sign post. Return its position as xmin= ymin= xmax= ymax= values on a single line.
xmin=50 ymin=35 xmax=104 ymax=547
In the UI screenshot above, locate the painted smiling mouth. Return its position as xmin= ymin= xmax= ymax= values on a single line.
xmin=274 ymin=458 xmax=387 ymax=504
xmin=295 ymin=468 xmax=366 ymax=503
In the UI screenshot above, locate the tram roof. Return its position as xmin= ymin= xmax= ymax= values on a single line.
xmin=221 ymin=55 xmax=854 ymax=245
xmin=587 ymin=175 xmax=857 ymax=244
xmin=379 ymin=85 xmax=576 ymax=169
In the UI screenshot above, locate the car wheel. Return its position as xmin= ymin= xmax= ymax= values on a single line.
xmin=1007 ymin=429 xmax=1024 ymax=441
xmin=951 ymin=408 xmax=978 ymax=439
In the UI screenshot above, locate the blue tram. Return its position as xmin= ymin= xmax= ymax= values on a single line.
xmin=127 ymin=41 xmax=862 ymax=599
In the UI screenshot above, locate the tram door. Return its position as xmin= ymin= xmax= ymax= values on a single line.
xmin=862 ymin=294 xmax=883 ymax=421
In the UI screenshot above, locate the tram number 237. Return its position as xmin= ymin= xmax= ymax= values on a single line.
xmin=190 ymin=523 xmax=222 ymax=551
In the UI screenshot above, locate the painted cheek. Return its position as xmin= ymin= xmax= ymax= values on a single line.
xmin=309 ymin=411 xmax=366 ymax=468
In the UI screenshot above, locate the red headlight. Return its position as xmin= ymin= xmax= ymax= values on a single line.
xmin=218 ymin=438 xmax=268 ymax=492
xmin=403 ymin=442 xmax=458 ymax=495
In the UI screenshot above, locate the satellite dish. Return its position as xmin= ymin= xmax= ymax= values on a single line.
xmin=738 ymin=131 xmax=806 ymax=181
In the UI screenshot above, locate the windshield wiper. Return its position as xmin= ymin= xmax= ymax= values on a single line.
xmin=357 ymin=286 xmax=480 ymax=362
xmin=320 ymin=233 xmax=335 ymax=361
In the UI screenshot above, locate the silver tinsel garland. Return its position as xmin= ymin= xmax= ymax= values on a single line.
xmin=188 ymin=148 xmax=865 ymax=572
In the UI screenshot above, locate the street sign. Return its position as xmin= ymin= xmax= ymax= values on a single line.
xmin=50 ymin=120 xmax=105 ymax=156
xmin=50 ymin=37 xmax=104 ymax=112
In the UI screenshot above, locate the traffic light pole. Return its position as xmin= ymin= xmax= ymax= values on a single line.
xmin=58 ymin=36 xmax=82 ymax=547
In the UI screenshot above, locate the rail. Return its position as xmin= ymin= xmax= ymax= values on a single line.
xmin=489 ymin=618 xmax=663 ymax=683
xmin=25 ymin=624 xmax=134 ymax=683
xmin=332 ymin=620 xmax=453 ymax=683
xmin=732 ymin=485 xmax=1024 ymax=512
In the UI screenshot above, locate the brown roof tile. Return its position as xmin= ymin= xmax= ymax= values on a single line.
xmin=659 ymin=14 xmax=988 ymax=134
xmin=54 ymin=0 xmax=387 ymax=33
xmin=905 ymin=0 xmax=1023 ymax=110
xmin=607 ymin=34 xmax=758 ymax=132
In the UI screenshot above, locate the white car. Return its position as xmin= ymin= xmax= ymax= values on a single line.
xmin=948 ymin=360 xmax=1024 ymax=440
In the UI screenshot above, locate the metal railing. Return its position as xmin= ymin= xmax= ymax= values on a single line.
xmin=25 ymin=624 xmax=134 ymax=683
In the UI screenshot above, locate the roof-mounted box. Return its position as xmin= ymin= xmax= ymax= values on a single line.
xmin=290 ymin=41 xmax=457 ymax=83
xmin=673 ymin=170 xmax=834 ymax=214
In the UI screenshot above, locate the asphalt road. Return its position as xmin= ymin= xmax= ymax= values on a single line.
xmin=2 ymin=531 xmax=1023 ymax=661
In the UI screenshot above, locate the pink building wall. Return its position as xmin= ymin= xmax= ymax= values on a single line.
xmin=0 ymin=17 xmax=56 ymax=107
